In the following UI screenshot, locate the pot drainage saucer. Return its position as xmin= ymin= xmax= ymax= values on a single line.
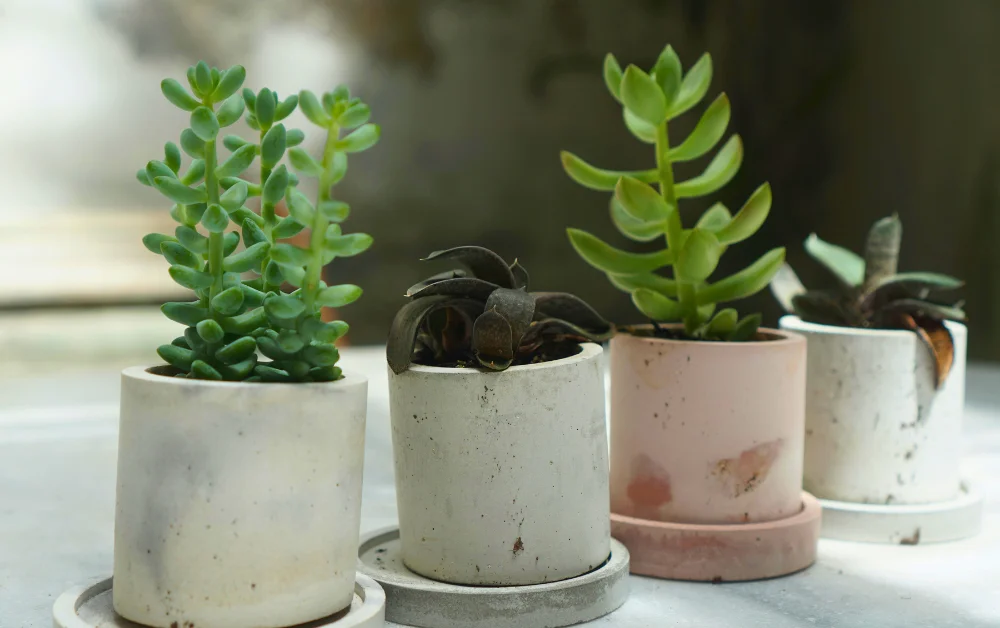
xmin=53 ymin=574 xmax=385 ymax=628
xmin=818 ymin=481 xmax=983 ymax=544
xmin=357 ymin=526 xmax=629 ymax=628
xmin=611 ymin=491 xmax=822 ymax=582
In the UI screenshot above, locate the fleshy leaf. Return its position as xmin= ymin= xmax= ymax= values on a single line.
xmin=607 ymin=272 xmax=677 ymax=296
xmin=650 ymin=44 xmax=682 ymax=106
xmin=862 ymin=214 xmax=902 ymax=291
xmin=769 ymin=263 xmax=807 ymax=313
xmin=423 ymin=246 xmax=516 ymax=288
xmin=387 ymin=295 xmax=482 ymax=374
xmin=695 ymin=203 xmax=732 ymax=232
xmin=615 ymin=175 xmax=670 ymax=222
xmin=697 ymin=247 xmax=785 ymax=305
xmin=715 ymin=183 xmax=771 ymax=245
xmin=675 ymin=228 xmax=722 ymax=282
xmin=531 ymin=292 xmax=611 ymax=332
xmin=567 ymin=228 xmax=673 ymax=274
xmin=632 ymin=289 xmax=682 ymax=321
xmin=603 ymin=53 xmax=623 ymax=101
xmin=473 ymin=310 xmax=514 ymax=370
xmin=408 ymin=277 xmax=500 ymax=301
xmin=317 ymin=284 xmax=363 ymax=308
xmin=620 ymin=65 xmax=667 ymax=126
xmin=668 ymin=93 xmax=730 ymax=162
xmin=560 ymin=151 xmax=658 ymax=191
xmin=610 ymin=197 xmax=662 ymax=242
xmin=674 ymin=135 xmax=743 ymax=198
xmin=805 ymin=233 xmax=865 ymax=287
xmin=669 ymin=53 xmax=712 ymax=118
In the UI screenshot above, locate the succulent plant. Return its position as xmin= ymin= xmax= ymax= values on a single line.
xmin=139 ymin=61 xmax=378 ymax=382
xmin=771 ymin=215 xmax=965 ymax=388
xmin=561 ymin=45 xmax=785 ymax=341
xmin=387 ymin=246 xmax=614 ymax=373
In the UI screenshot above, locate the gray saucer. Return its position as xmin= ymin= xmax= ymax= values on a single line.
xmin=53 ymin=575 xmax=386 ymax=628
xmin=357 ymin=527 xmax=630 ymax=628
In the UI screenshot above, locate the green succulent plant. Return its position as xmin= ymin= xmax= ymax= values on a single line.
xmin=139 ymin=61 xmax=378 ymax=382
xmin=387 ymin=246 xmax=614 ymax=373
xmin=561 ymin=45 xmax=785 ymax=341
xmin=771 ymin=214 xmax=965 ymax=388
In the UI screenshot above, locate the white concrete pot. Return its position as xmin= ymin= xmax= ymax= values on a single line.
xmin=387 ymin=343 xmax=610 ymax=586
xmin=779 ymin=316 xmax=968 ymax=504
xmin=113 ymin=366 xmax=368 ymax=628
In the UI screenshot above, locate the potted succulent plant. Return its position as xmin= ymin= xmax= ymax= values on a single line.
xmin=115 ymin=61 xmax=379 ymax=628
xmin=385 ymin=246 xmax=615 ymax=586
xmin=560 ymin=45 xmax=819 ymax=581
xmin=772 ymin=216 xmax=970 ymax=516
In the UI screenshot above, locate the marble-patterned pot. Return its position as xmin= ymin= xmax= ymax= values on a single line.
xmin=780 ymin=316 xmax=968 ymax=504
xmin=609 ymin=327 xmax=807 ymax=525
xmin=387 ymin=343 xmax=610 ymax=586
xmin=113 ymin=366 xmax=368 ymax=628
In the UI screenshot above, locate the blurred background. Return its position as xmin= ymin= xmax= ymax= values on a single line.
xmin=2 ymin=0 xmax=999 ymax=377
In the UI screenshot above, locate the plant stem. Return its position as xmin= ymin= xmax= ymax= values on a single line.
xmin=259 ymin=133 xmax=278 ymax=293
xmin=204 ymin=138 xmax=224 ymax=313
xmin=655 ymin=122 xmax=698 ymax=333
xmin=302 ymin=122 xmax=341 ymax=312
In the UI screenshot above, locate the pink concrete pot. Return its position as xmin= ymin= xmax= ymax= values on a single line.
xmin=608 ymin=327 xmax=819 ymax=581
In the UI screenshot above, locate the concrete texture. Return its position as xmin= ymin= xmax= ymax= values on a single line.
xmin=357 ymin=527 xmax=628 ymax=628
xmin=2 ymin=347 xmax=1000 ymax=627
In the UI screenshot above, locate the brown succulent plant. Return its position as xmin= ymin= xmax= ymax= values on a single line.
xmin=387 ymin=246 xmax=614 ymax=373
xmin=771 ymin=215 xmax=965 ymax=388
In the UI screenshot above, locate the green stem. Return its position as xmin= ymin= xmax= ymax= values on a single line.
xmin=655 ymin=122 xmax=698 ymax=333
xmin=204 ymin=138 xmax=224 ymax=313
xmin=302 ymin=123 xmax=341 ymax=312
xmin=259 ymin=138 xmax=278 ymax=293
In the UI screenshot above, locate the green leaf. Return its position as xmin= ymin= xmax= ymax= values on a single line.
xmin=146 ymin=160 xmax=175 ymax=183
xmin=219 ymin=181 xmax=248 ymax=210
xmin=319 ymin=200 xmax=350 ymax=222
xmin=697 ymin=247 xmax=786 ymax=305
xmin=560 ymin=151 xmax=658 ymax=191
xmin=651 ymin=44 xmax=682 ymax=106
xmin=332 ymin=85 xmax=350 ymax=102
xmin=875 ymin=272 xmax=964 ymax=291
xmin=567 ymin=228 xmax=673 ymax=274
xmin=620 ymin=65 xmax=667 ymax=126
xmin=317 ymin=284 xmax=362 ymax=308
xmin=220 ymin=177 xmax=261 ymax=195
xmin=193 ymin=61 xmax=213 ymax=96
xmin=632 ymin=288 xmax=682 ymax=321
xmin=240 ymin=283 xmax=266 ymax=308
xmin=286 ymin=189 xmax=316 ymax=225
xmin=161 ymin=241 xmax=201 ymax=268
xmin=175 ymin=225 xmax=208 ymax=253
xmin=325 ymin=233 xmax=373 ymax=258
xmin=676 ymin=228 xmax=722 ymax=282
xmin=242 ymin=218 xmax=268 ymax=247
xmin=264 ymin=260 xmax=285 ymax=286
xmin=223 ymin=231 xmax=240 ymax=256
xmin=223 ymin=135 xmax=249 ymax=152
xmin=273 ymin=216 xmax=304 ymax=239
xmin=178 ymin=203 xmax=207 ymax=226
xmin=286 ymin=128 xmax=305 ymax=147
xmin=142 ymin=233 xmax=176 ymax=254
xmin=615 ymin=175 xmax=670 ymax=222
xmin=610 ymin=197 xmax=662 ymax=242
xmin=275 ymin=94 xmax=298 ymax=121
xmin=190 ymin=106 xmax=220 ymax=141
xmin=715 ymin=183 xmax=771 ymax=245
xmin=169 ymin=265 xmax=212 ymax=290
xmin=623 ymin=108 xmax=657 ymax=144
xmin=729 ymin=313 xmax=762 ymax=342
xmin=325 ymin=224 xmax=342 ymax=240
xmin=153 ymin=177 xmax=207 ymax=204
xmin=216 ymin=144 xmax=256 ymax=178
xmin=603 ymin=53 xmax=623 ymax=101
xmin=221 ymin=308 xmax=267 ymax=335
xmin=164 ymin=142 xmax=181 ymax=172
xmin=181 ymin=160 xmax=206 ymax=185
xmin=161 ymin=78 xmax=200 ymax=111
xmin=338 ymin=103 xmax=371 ymax=129
xmin=695 ymin=203 xmax=732 ymax=232
xmin=862 ymin=214 xmax=902 ymax=289
xmin=224 ymin=242 xmax=270 ymax=272
xmin=212 ymin=65 xmax=246 ymax=101
xmin=329 ymin=151 xmax=348 ymax=185
xmin=265 ymin=294 xmax=306 ymax=320
xmin=674 ymin=135 xmax=743 ymax=198
xmin=157 ymin=344 xmax=195 ymax=371
xmin=242 ymin=87 xmax=256 ymax=110
xmin=271 ymin=243 xmax=311 ymax=266
xmin=608 ymin=272 xmax=677 ymax=296
xmin=706 ymin=308 xmax=738 ymax=336
xmin=299 ymin=90 xmax=332 ymax=127
xmin=215 ymin=336 xmax=256 ymax=365
xmin=338 ymin=124 xmax=380 ymax=153
xmin=805 ymin=233 xmax=864 ymax=287
xmin=216 ymin=94 xmax=245 ymax=127
xmin=304 ymin=343 xmax=340 ymax=367
xmin=277 ymin=329 xmax=305 ymax=353
xmin=669 ymin=53 xmax=712 ymax=118
xmin=288 ymin=148 xmax=323 ymax=177
xmin=201 ymin=204 xmax=229 ymax=233
xmin=260 ymin=123 xmax=286 ymax=168
xmin=197 ymin=319 xmax=226 ymax=344
xmin=668 ymin=93 xmax=730 ymax=162
xmin=162 ymin=301 xmax=209 ymax=326
xmin=262 ymin=165 xmax=289 ymax=205
xmin=211 ymin=286 xmax=245 ymax=316
xmin=322 ymin=92 xmax=337 ymax=115
xmin=255 ymin=88 xmax=276 ymax=127
xmin=180 ymin=128 xmax=205 ymax=158
xmin=136 ymin=169 xmax=152 ymax=186
xmin=229 ymin=207 xmax=263 ymax=228
xmin=190 ymin=360 xmax=223 ymax=380
xmin=309 ymin=320 xmax=349 ymax=343
xmin=279 ymin=265 xmax=305 ymax=287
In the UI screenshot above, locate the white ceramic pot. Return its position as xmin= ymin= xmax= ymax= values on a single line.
xmin=780 ymin=316 xmax=968 ymax=504
xmin=113 ymin=366 xmax=368 ymax=628
xmin=388 ymin=343 xmax=610 ymax=586
xmin=609 ymin=327 xmax=807 ymax=525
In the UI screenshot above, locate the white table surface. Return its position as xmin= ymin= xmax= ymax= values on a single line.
xmin=2 ymin=347 xmax=999 ymax=628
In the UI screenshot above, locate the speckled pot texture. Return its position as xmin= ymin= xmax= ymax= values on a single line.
xmin=780 ymin=316 xmax=968 ymax=505
xmin=609 ymin=327 xmax=807 ymax=525
xmin=387 ymin=343 xmax=610 ymax=586
xmin=113 ymin=366 xmax=368 ymax=628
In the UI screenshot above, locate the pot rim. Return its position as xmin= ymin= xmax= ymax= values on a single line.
xmin=780 ymin=315 xmax=967 ymax=338
xmin=122 ymin=364 xmax=368 ymax=389
xmin=393 ymin=341 xmax=602 ymax=376
xmin=614 ymin=324 xmax=803 ymax=348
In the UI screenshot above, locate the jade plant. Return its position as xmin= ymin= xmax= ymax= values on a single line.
xmin=561 ymin=45 xmax=784 ymax=341
xmin=138 ymin=61 xmax=379 ymax=382
xmin=387 ymin=246 xmax=614 ymax=373
xmin=771 ymin=215 xmax=965 ymax=387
